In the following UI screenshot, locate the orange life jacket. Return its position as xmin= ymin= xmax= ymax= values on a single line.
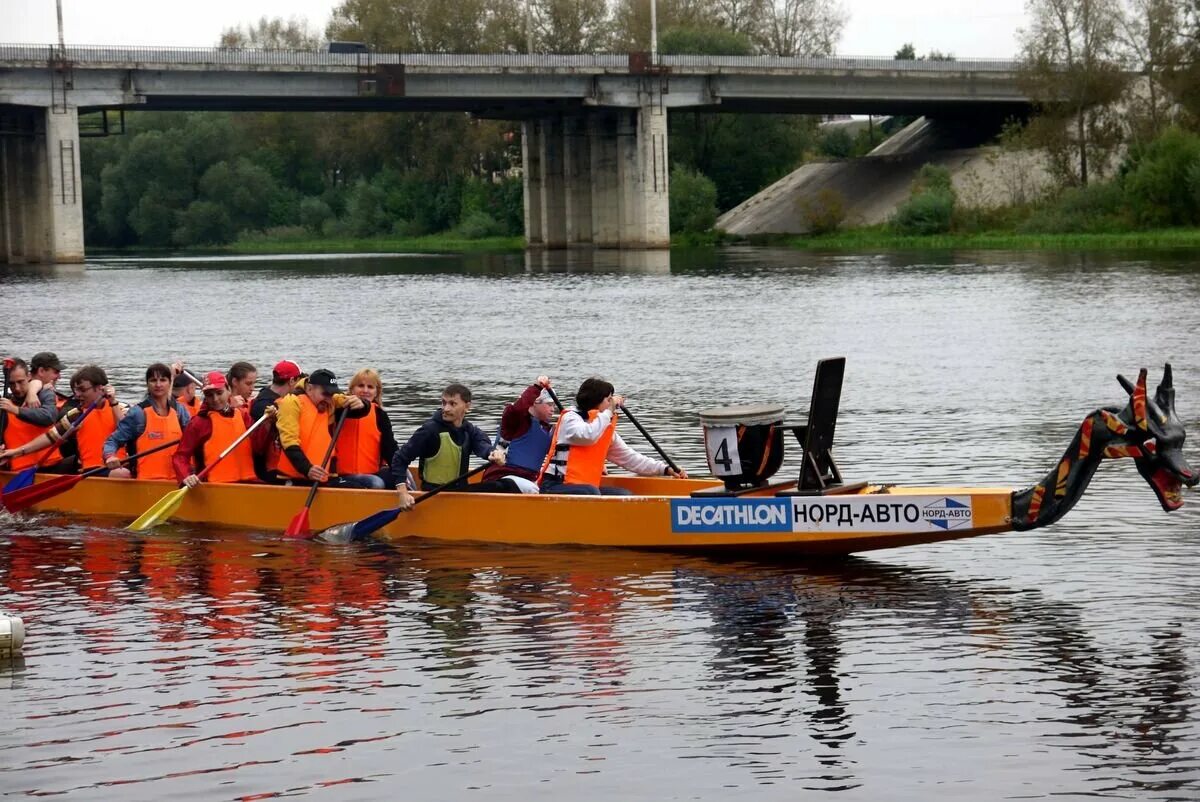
xmin=132 ymin=401 xmax=183 ymax=480
xmin=75 ymin=401 xmax=121 ymax=471
xmin=276 ymin=394 xmax=334 ymax=480
xmin=178 ymin=395 xmax=201 ymax=418
xmin=203 ymin=411 xmax=257 ymax=483
xmin=3 ymin=413 xmax=55 ymax=471
xmin=335 ymin=403 xmax=382 ymax=475
xmin=538 ymin=408 xmax=618 ymax=487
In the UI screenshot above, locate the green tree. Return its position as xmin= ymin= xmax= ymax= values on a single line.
xmin=1018 ymin=0 xmax=1129 ymax=186
xmin=669 ymin=165 xmax=720 ymax=232
xmin=219 ymin=16 xmax=323 ymax=49
xmin=174 ymin=201 xmax=236 ymax=245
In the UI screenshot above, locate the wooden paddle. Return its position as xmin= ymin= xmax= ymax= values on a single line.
xmin=316 ymin=463 xmax=490 ymax=545
xmin=126 ymin=413 xmax=273 ymax=532
xmin=283 ymin=405 xmax=352 ymax=539
xmin=617 ymin=402 xmax=683 ymax=475
xmin=3 ymin=437 xmax=181 ymax=514
xmin=2 ymin=398 xmax=101 ymax=495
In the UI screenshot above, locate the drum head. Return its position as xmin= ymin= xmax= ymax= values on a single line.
xmin=699 ymin=403 xmax=786 ymax=428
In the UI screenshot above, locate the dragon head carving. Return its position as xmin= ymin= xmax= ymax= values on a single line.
xmin=1013 ymin=363 xmax=1196 ymax=530
xmin=1119 ymin=365 xmax=1198 ymax=511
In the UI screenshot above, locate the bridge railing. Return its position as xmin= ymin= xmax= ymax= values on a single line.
xmin=0 ymin=44 xmax=1019 ymax=72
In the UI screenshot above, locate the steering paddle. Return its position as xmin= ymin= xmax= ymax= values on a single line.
xmin=316 ymin=463 xmax=490 ymax=545
xmin=283 ymin=406 xmax=352 ymax=539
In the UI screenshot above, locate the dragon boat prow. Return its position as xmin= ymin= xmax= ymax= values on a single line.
xmin=1 ymin=360 xmax=1193 ymax=556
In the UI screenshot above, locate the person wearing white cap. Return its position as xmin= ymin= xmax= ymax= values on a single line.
xmin=482 ymin=376 xmax=557 ymax=489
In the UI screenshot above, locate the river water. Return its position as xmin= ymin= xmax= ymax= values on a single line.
xmin=1 ymin=247 xmax=1199 ymax=800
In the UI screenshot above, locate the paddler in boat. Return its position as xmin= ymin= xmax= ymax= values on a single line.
xmin=173 ymin=371 xmax=277 ymax=487
xmin=479 ymin=375 xmax=557 ymax=493
xmin=226 ymin=361 xmax=258 ymax=408
xmin=173 ymin=371 xmax=201 ymax=418
xmin=0 ymin=357 xmax=61 ymax=471
xmin=0 ymin=365 xmax=126 ymax=474
xmin=247 ymin=359 xmax=303 ymax=481
xmin=272 ymin=368 xmax=376 ymax=488
xmin=390 ymin=382 xmax=511 ymax=508
xmin=103 ymin=362 xmax=192 ymax=480
xmin=333 ymin=368 xmax=398 ymax=490
xmin=251 ymin=359 xmax=302 ymax=421
xmin=537 ymin=377 xmax=688 ymax=496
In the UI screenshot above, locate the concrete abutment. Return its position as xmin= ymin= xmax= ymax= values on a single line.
xmin=522 ymin=105 xmax=670 ymax=251
xmin=0 ymin=105 xmax=84 ymax=265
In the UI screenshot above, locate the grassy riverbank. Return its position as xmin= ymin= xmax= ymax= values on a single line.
xmin=120 ymin=227 xmax=1200 ymax=257
xmin=673 ymin=227 xmax=1200 ymax=251
xmin=225 ymin=233 xmax=526 ymax=254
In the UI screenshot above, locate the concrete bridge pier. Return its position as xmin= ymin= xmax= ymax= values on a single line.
xmin=523 ymin=105 xmax=669 ymax=250
xmin=0 ymin=105 xmax=84 ymax=265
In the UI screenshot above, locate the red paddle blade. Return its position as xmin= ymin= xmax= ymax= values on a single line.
xmin=283 ymin=508 xmax=312 ymax=539
xmin=2 ymin=473 xmax=83 ymax=513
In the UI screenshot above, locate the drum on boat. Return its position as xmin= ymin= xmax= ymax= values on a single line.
xmin=698 ymin=404 xmax=786 ymax=490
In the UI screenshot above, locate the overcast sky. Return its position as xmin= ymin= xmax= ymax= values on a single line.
xmin=5 ymin=0 xmax=1028 ymax=57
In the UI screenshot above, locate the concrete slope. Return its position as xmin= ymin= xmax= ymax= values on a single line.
xmin=716 ymin=117 xmax=1043 ymax=236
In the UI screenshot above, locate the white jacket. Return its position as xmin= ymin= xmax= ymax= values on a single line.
xmin=551 ymin=408 xmax=668 ymax=477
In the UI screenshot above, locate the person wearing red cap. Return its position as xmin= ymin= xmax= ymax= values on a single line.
xmin=173 ymin=371 xmax=276 ymax=486
xmin=247 ymin=359 xmax=303 ymax=481
xmin=250 ymin=360 xmax=302 ymax=422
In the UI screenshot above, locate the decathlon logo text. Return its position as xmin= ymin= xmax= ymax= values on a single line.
xmin=671 ymin=499 xmax=792 ymax=533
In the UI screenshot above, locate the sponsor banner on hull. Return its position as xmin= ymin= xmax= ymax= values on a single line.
xmin=670 ymin=495 xmax=974 ymax=534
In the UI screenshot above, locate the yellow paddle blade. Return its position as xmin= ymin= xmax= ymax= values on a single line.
xmin=126 ymin=486 xmax=190 ymax=532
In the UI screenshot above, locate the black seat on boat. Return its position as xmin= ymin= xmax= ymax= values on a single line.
xmin=782 ymin=356 xmax=867 ymax=496
xmin=691 ymin=356 xmax=864 ymax=498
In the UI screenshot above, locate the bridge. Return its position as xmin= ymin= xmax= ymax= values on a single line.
xmin=0 ymin=45 xmax=1028 ymax=263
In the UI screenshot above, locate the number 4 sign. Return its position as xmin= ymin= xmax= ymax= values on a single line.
xmin=704 ymin=425 xmax=741 ymax=477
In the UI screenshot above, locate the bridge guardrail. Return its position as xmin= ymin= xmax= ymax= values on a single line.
xmin=0 ymin=44 xmax=1020 ymax=72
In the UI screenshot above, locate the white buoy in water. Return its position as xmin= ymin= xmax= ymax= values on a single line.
xmin=0 ymin=615 xmax=25 ymax=657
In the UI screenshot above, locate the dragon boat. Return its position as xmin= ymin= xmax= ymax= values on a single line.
xmin=1 ymin=359 xmax=1194 ymax=555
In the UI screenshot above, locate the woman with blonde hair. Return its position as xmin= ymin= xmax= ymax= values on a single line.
xmin=335 ymin=367 xmax=398 ymax=489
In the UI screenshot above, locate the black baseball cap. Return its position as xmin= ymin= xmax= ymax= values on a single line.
xmin=30 ymin=352 xmax=65 ymax=372
xmin=307 ymin=368 xmax=341 ymax=393
xmin=173 ymin=373 xmax=198 ymax=390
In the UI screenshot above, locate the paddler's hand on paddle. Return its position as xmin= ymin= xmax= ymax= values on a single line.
xmin=665 ymin=466 xmax=689 ymax=479
xmin=170 ymin=360 xmax=185 ymax=378
xmin=488 ymin=448 xmax=506 ymax=465
xmin=103 ymin=385 xmax=118 ymax=403
xmin=0 ymin=449 xmax=13 ymax=468
xmin=264 ymin=404 xmax=278 ymax=418
xmin=307 ymin=464 xmax=329 ymax=483
xmin=344 ymin=395 xmax=365 ymax=411
xmin=0 ymin=397 xmax=17 ymax=415
xmin=397 ymin=486 xmax=415 ymax=511
xmin=183 ymin=473 xmax=201 ymax=489
xmin=105 ymin=455 xmax=122 ymax=470
xmin=537 ymin=375 xmax=550 ymax=388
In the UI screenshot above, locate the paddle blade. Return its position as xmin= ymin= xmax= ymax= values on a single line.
xmin=127 ymin=487 xmax=189 ymax=532
xmin=284 ymin=508 xmax=312 ymax=539
xmin=315 ymin=522 xmax=359 ymax=545
xmin=2 ymin=468 xmax=36 ymax=495
xmin=350 ymin=506 xmax=404 ymax=539
xmin=2 ymin=473 xmax=83 ymax=513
